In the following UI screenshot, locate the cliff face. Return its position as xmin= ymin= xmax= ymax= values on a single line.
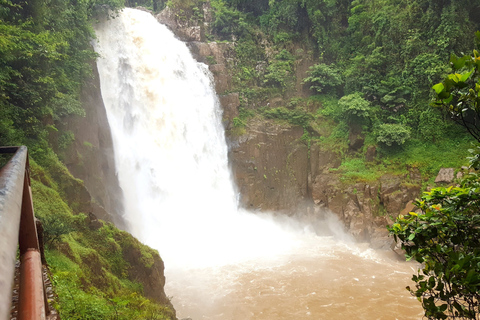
xmin=60 ymin=63 xmax=126 ymax=229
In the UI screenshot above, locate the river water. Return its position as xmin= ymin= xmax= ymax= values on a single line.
xmin=93 ymin=8 xmax=424 ymax=319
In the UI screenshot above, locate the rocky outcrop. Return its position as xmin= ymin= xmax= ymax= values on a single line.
xmin=188 ymin=41 xmax=236 ymax=95
xmin=120 ymin=237 xmax=170 ymax=305
xmin=230 ymin=119 xmax=309 ymax=211
xmin=156 ymin=7 xmax=204 ymax=42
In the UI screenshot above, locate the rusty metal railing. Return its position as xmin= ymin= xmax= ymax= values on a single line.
xmin=0 ymin=146 xmax=47 ymax=320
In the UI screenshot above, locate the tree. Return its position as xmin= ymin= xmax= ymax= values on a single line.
xmin=376 ymin=123 xmax=410 ymax=147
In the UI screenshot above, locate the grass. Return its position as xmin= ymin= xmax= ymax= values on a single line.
xmin=332 ymin=158 xmax=388 ymax=183
xmin=379 ymin=136 xmax=473 ymax=178
xmin=332 ymin=136 xmax=474 ymax=185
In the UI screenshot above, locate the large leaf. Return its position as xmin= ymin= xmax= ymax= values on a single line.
xmin=432 ymin=83 xmax=444 ymax=94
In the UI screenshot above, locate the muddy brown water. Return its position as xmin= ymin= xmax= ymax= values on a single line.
xmin=166 ymin=239 xmax=424 ymax=320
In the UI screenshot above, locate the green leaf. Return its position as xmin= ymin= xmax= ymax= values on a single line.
xmin=432 ymin=83 xmax=445 ymax=94
xmin=460 ymin=70 xmax=474 ymax=82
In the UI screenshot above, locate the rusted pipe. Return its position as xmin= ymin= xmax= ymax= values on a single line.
xmin=0 ymin=146 xmax=26 ymax=320
xmin=18 ymin=250 xmax=46 ymax=320
xmin=19 ymin=170 xmax=40 ymax=254
xmin=0 ymin=146 xmax=47 ymax=320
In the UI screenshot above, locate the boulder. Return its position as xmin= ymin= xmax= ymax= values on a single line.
xmin=435 ymin=168 xmax=455 ymax=184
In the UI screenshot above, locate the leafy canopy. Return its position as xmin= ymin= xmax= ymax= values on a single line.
xmin=432 ymin=31 xmax=480 ymax=144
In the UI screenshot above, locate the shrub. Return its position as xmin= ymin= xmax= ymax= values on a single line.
xmin=264 ymin=49 xmax=295 ymax=89
xmin=376 ymin=123 xmax=410 ymax=147
xmin=263 ymin=107 xmax=312 ymax=127
xmin=389 ymin=175 xmax=480 ymax=319
xmin=338 ymin=92 xmax=372 ymax=123
xmin=303 ymin=63 xmax=343 ymax=94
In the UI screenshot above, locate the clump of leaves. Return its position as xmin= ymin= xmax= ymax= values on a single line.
xmin=389 ymin=174 xmax=480 ymax=319
xmin=338 ymin=92 xmax=372 ymax=124
xmin=432 ymin=31 xmax=480 ymax=144
xmin=264 ymin=49 xmax=295 ymax=89
xmin=262 ymin=107 xmax=312 ymax=127
xmin=303 ymin=63 xmax=343 ymax=94
xmin=376 ymin=123 xmax=410 ymax=147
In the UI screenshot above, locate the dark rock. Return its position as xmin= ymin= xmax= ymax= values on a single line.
xmin=348 ymin=123 xmax=364 ymax=151
xmin=219 ymin=93 xmax=240 ymax=128
xmin=230 ymin=120 xmax=308 ymax=211
xmin=86 ymin=212 xmax=103 ymax=230
xmin=63 ymin=62 xmax=125 ymax=228
xmin=365 ymin=145 xmax=376 ymax=162
xmin=156 ymin=7 xmax=203 ymax=42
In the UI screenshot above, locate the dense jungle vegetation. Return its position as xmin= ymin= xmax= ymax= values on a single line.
xmin=2 ymin=0 xmax=480 ymax=318
xmin=157 ymin=0 xmax=480 ymax=184
xmin=0 ymin=0 xmax=175 ymax=318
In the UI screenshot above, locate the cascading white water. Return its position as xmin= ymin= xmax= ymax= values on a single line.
xmin=94 ymin=9 xmax=424 ymax=319
xmin=93 ymin=8 xmax=301 ymax=269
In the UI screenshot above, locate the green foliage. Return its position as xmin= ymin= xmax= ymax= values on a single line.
xmin=58 ymin=131 xmax=76 ymax=150
xmin=338 ymin=92 xmax=372 ymax=123
xmin=432 ymin=34 xmax=480 ymax=144
xmin=232 ymin=117 xmax=246 ymax=127
xmin=48 ymin=250 xmax=174 ymax=320
xmin=127 ymin=0 xmax=165 ymax=12
xmin=32 ymin=179 xmax=78 ymax=246
xmin=376 ymin=123 xmax=411 ymax=147
xmin=264 ymin=49 xmax=295 ymax=89
xmin=418 ymin=107 xmax=446 ymax=142
xmin=0 ymin=0 xmax=124 ymax=162
xmin=389 ymin=175 xmax=480 ymax=319
xmin=334 ymin=157 xmax=385 ymax=183
xmin=262 ymin=106 xmax=312 ymax=127
xmin=303 ymin=63 xmax=343 ymax=94
xmin=211 ymin=0 xmax=250 ymax=39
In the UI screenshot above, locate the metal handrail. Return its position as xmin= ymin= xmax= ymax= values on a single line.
xmin=0 ymin=146 xmax=47 ymax=320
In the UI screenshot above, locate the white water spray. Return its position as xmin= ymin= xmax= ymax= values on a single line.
xmin=93 ymin=8 xmax=304 ymax=269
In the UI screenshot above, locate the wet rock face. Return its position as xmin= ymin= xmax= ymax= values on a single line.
xmin=156 ymin=7 xmax=203 ymax=42
xmin=188 ymin=41 xmax=236 ymax=95
xmin=310 ymin=163 xmax=422 ymax=244
xmin=122 ymin=243 xmax=169 ymax=305
xmin=62 ymin=63 xmax=125 ymax=229
xmin=229 ymin=120 xmax=309 ymax=211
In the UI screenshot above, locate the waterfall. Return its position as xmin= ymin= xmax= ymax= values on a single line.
xmin=93 ymin=8 xmax=298 ymax=269
xmin=93 ymin=9 xmax=425 ymax=319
